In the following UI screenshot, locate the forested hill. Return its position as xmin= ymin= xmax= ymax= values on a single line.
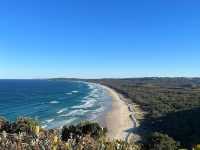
xmin=88 ymin=77 xmax=200 ymax=148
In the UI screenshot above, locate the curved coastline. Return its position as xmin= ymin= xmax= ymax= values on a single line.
xmin=36 ymin=81 xmax=113 ymax=129
xmin=95 ymin=83 xmax=137 ymax=141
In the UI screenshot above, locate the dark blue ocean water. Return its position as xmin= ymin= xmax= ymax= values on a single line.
xmin=0 ymin=80 xmax=111 ymax=128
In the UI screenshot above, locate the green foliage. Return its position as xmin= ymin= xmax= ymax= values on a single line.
xmin=0 ymin=116 xmax=185 ymax=150
xmin=13 ymin=117 xmax=39 ymax=134
xmin=0 ymin=117 xmax=10 ymax=132
xmin=0 ymin=116 xmax=39 ymax=135
xmin=145 ymin=108 xmax=200 ymax=148
xmin=77 ymin=121 xmax=106 ymax=138
xmin=88 ymin=78 xmax=200 ymax=148
xmin=62 ymin=124 xmax=81 ymax=141
xmin=0 ymin=116 xmax=141 ymax=150
xmin=144 ymin=132 xmax=179 ymax=150
xmin=62 ymin=121 xmax=106 ymax=141
xmin=90 ymin=78 xmax=200 ymax=118
xmin=97 ymin=138 xmax=140 ymax=150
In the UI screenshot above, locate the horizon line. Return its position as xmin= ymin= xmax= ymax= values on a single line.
xmin=0 ymin=76 xmax=200 ymax=80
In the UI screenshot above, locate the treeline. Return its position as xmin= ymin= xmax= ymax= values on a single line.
xmin=88 ymin=78 xmax=200 ymax=148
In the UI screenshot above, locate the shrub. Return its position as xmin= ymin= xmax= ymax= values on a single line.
xmin=144 ymin=132 xmax=179 ymax=150
xmin=12 ymin=117 xmax=39 ymax=134
xmin=0 ymin=117 xmax=10 ymax=132
xmin=62 ymin=125 xmax=82 ymax=141
xmin=62 ymin=121 xmax=106 ymax=141
xmin=77 ymin=121 xmax=105 ymax=138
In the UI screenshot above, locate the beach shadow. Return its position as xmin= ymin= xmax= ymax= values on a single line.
xmin=124 ymin=126 xmax=143 ymax=142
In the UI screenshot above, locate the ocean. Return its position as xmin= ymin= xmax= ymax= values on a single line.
xmin=0 ymin=79 xmax=112 ymax=129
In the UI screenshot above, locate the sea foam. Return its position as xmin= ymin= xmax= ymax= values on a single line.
xmin=49 ymin=101 xmax=60 ymax=104
xmin=46 ymin=118 xmax=55 ymax=123
xmin=57 ymin=108 xmax=68 ymax=114
xmin=71 ymin=99 xmax=96 ymax=109
xmin=55 ymin=118 xmax=77 ymax=129
xmin=60 ymin=109 xmax=89 ymax=117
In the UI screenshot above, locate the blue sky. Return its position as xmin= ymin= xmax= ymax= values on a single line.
xmin=0 ymin=0 xmax=200 ymax=78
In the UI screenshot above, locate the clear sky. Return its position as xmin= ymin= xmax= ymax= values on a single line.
xmin=0 ymin=0 xmax=200 ymax=79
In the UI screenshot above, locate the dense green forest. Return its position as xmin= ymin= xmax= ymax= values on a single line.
xmin=88 ymin=78 xmax=200 ymax=148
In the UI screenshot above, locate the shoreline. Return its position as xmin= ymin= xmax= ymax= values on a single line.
xmin=97 ymin=84 xmax=139 ymax=141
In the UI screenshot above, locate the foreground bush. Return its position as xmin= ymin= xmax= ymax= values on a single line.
xmin=0 ymin=117 xmax=10 ymax=132
xmin=97 ymin=138 xmax=141 ymax=150
xmin=12 ymin=117 xmax=40 ymax=134
xmin=0 ymin=117 xmax=139 ymax=150
xmin=0 ymin=117 xmax=40 ymax=135
xmin=143 ymin=132 xmax=179 ymax=150
xmin=0 ymin=116 xmax=185 ymax=150
xmin=62 ymin=121 xmax=107 ymax=141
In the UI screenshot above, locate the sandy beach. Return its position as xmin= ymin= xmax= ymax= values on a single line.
xmin=99 ymin=85 xmax=137 ymax=141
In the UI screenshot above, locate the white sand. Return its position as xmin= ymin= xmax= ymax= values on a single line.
xmin=100 ymin=85 xmax=136 ymax=141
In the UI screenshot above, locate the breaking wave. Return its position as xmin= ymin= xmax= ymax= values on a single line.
xmin=57 ymin=108 xmax=68 ymax=114
xmin=49 ymin=101 xmax=60 ymax=104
